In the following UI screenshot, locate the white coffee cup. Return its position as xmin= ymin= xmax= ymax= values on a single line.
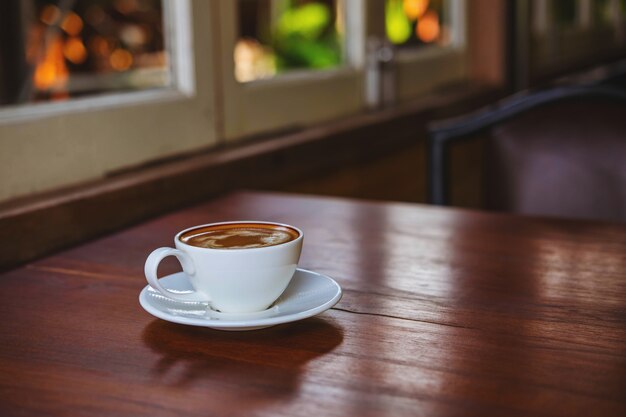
xmin=144 ymin=221 xmax=303 ymax=313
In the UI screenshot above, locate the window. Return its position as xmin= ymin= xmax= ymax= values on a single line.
xmin=234 ymin=0 xmax=345 ymax=82
xmin=218 ymin=0 xmax=365 ymax=139
xmin=0 ymin=0 xmax=168 ymax=107
xmin=592 ymin=0 xmax=615 ymax=27
xmin=530 ymin=0 xmax=625 ymax=76
xmin=551 ymin=0 xmax=578 ymax=27
xmin=0 ymin=0 xmax=469 ymax=202
xmin=385 ymin=0 xmax=467 ymax=100
xmin=0 ymin=0 xmax=215 ymax=203
xmin=220 ymin=0 xmax=467 ymax=138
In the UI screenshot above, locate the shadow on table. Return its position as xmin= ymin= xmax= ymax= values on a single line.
xmin=142 ymin=317 xmax=343 ymax=411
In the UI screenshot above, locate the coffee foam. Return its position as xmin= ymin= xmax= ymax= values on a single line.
xmin=180 ymin=224 xmax=299 ymax=250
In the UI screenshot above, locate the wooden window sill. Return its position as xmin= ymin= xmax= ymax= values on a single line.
xmin=0 ymin=83 xmax=502 ymax=270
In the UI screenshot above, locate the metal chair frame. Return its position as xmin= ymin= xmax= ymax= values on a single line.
xmin=427 ymin=85 xmax=626 ymax=205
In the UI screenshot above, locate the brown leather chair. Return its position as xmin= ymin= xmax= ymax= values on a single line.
xmin=428 ymin=86 xmax=626 ymax=222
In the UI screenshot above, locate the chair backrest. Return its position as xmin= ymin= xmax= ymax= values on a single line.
xmin=428 ymin=86 xmax=626 ymax=222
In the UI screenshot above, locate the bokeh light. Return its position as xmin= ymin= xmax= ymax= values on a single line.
xmin=234 ymin=0 xmax=342 ymax=82
xmin=417 ymin=10 xmax=440 ymax=43
xmin=61 ymin=12 xmax=84 ymax=36
xmin=21 ymin=0 xmax=167 ymax=102
xmin=403 ymin=0 xmax=429 ymax=21
xmin=63 ymin=37 xmax=88 ymax=64
xmin=34 ymin=36 xmax=68 ymax=90
xmin=40 ymin=4 xmax=61 ymax=25
xmin=386 ymin=0 xmax=445 ymax=47
xmin=110 ymin=48 xmax=133 ymax=71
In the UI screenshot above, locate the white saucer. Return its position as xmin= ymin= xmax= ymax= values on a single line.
xmin=139 ymin=268 xmax=342 ymax=331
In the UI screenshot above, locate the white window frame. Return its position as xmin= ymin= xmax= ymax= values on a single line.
xmin=0 ymin=0 xmax=194 ymax=124
xmin=392 ymin=0 xmax=468 ymax=101
xmin=0 ymin=0 xmax=472 ymax=202
xmin=217 ymin=0 xmax=367 ymax=140
xmin=0 ymin=0 xmax=218 ymax=203
xmin=218 ymin=0 xmax=468 ymax=139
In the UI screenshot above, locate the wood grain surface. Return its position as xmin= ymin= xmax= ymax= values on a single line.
xmin=1 ymin=191 xmax=625 ymax=417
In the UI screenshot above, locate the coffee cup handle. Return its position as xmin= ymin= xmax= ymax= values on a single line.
xmin=144 ymin=247 xmax=210 ymax=303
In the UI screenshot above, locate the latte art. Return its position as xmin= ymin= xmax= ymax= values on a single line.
xmin=187 ymin=228 xmax=293 ymax=249
xmin=180 ymin=223 xmax=299 ymax=249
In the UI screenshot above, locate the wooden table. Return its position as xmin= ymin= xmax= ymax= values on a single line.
xmin=1 ymin=191 xmax=625 ymax=417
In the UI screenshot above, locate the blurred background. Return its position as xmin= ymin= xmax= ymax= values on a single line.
xmin=1 ymin=0 xmax=625 ymax=233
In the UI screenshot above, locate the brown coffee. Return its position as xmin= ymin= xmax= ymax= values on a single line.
xmin=180 ymin=223 xmax=299 ymax=249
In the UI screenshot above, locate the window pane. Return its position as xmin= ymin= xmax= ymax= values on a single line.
xmin=0 ymin=0 xmax=168 ymax=106
xmin=385 ymin=0 xmax=449 ymax=48
xmin=235 ymin=0 xmax=344 ymax=83
xmin=551 ymin=0 xmax=577 ymax=27
xmin=593 ymin=0 xmax=613 ymax=26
